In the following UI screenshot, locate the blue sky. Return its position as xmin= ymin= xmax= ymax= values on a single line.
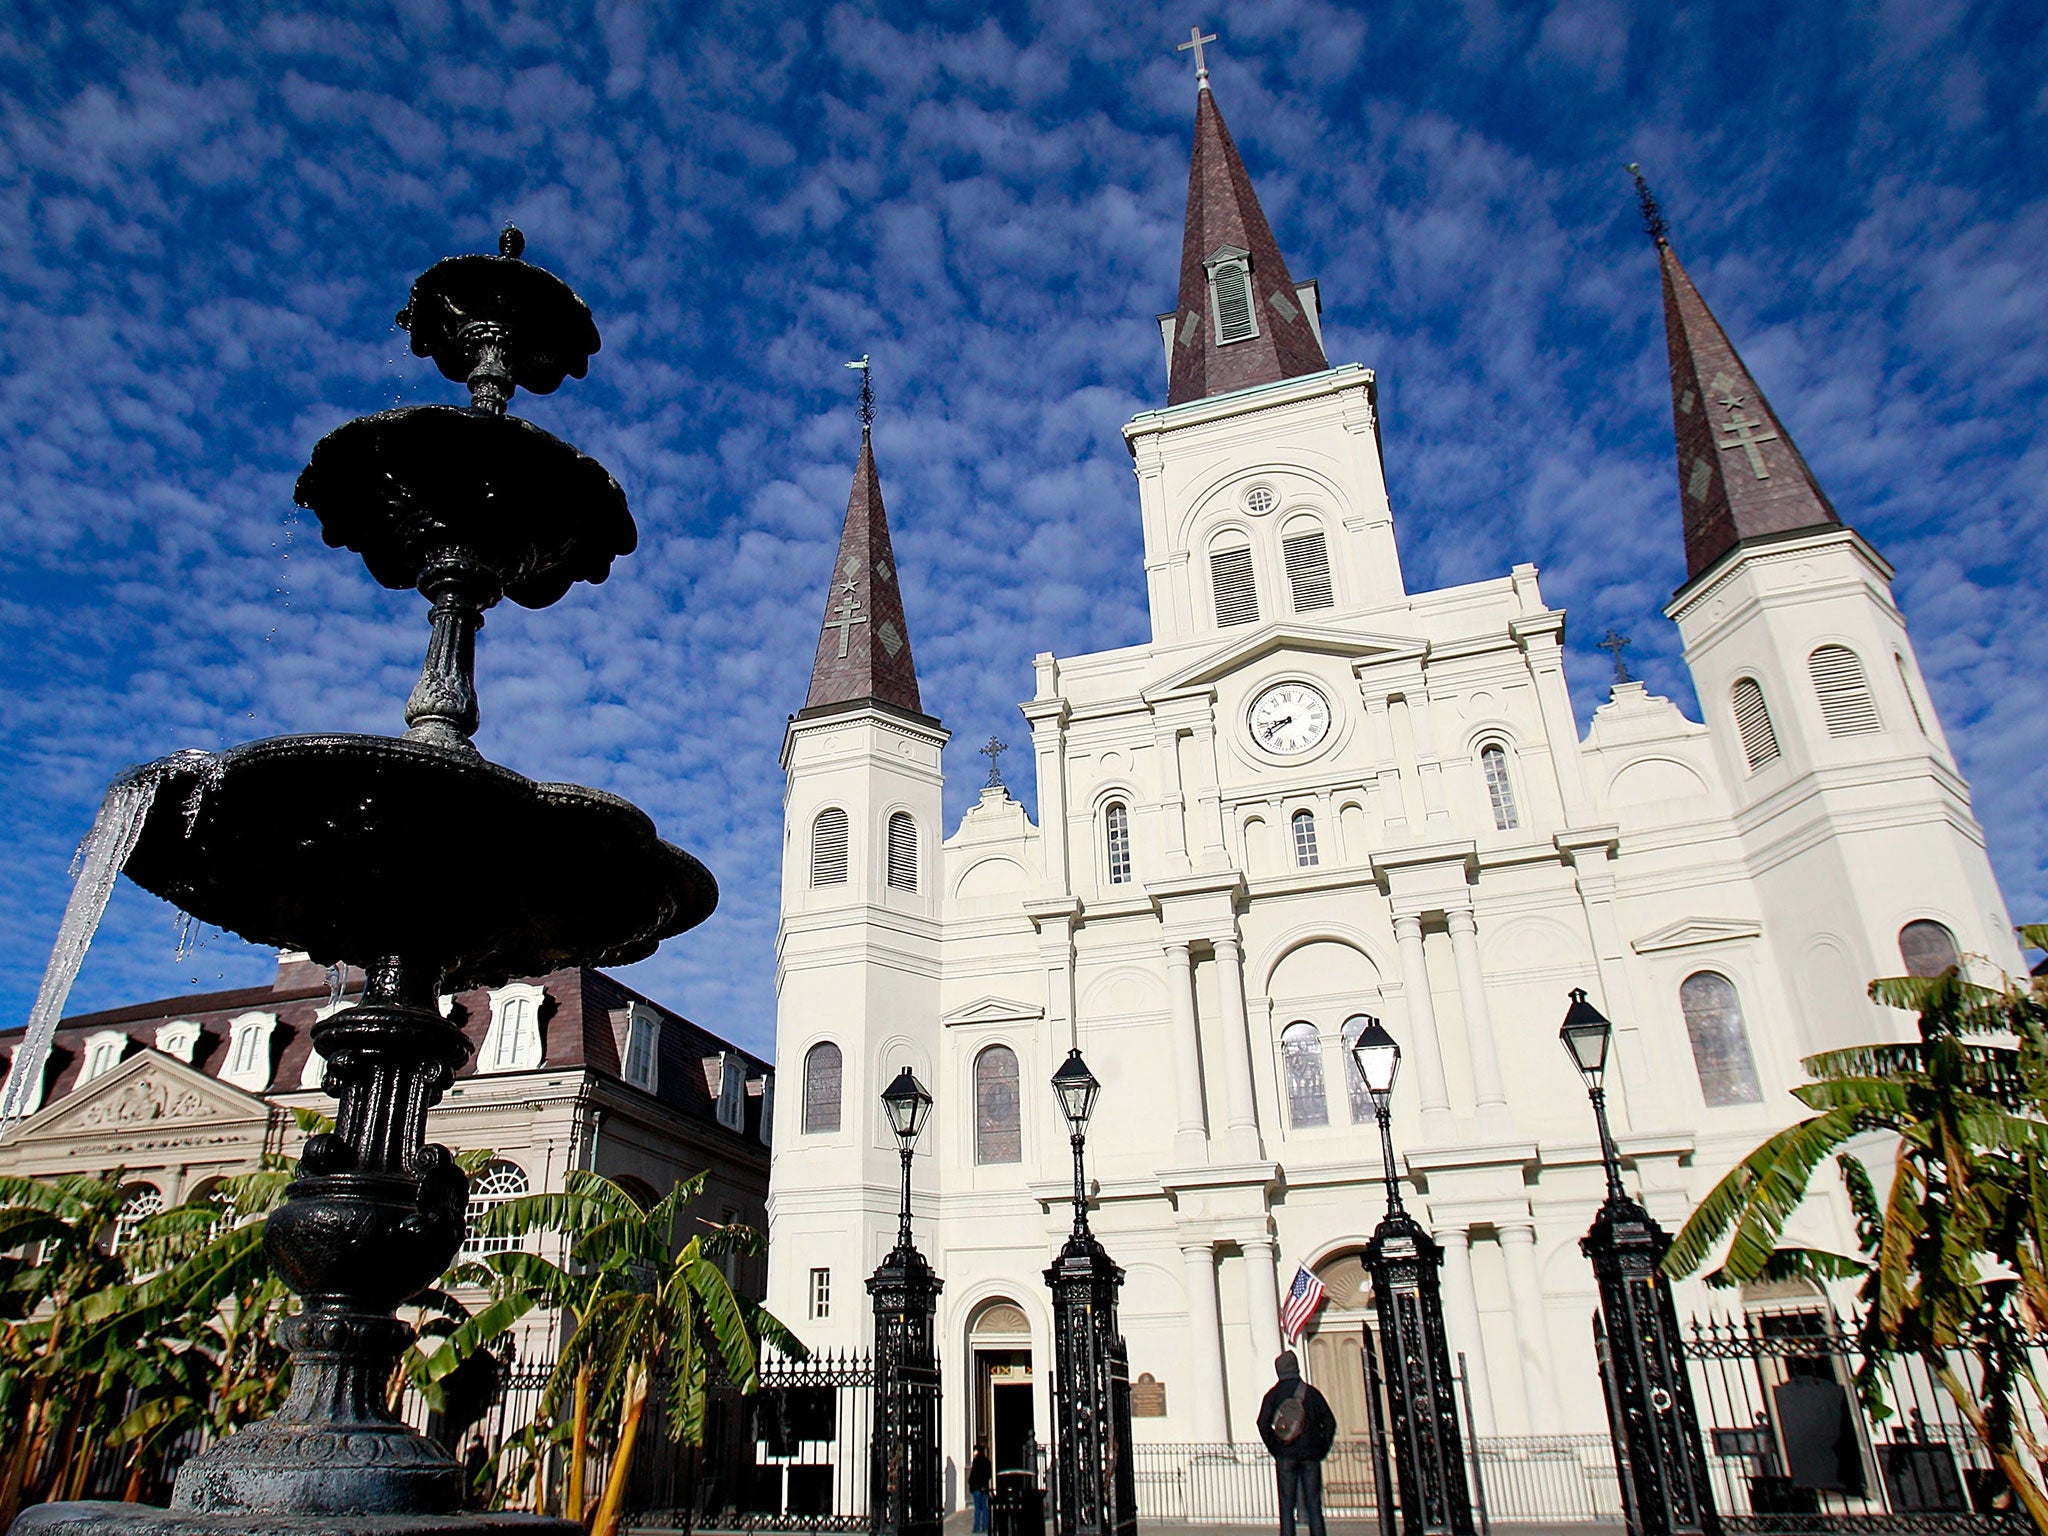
xmin=2 ymin=0 xmax=2043 ymax=1056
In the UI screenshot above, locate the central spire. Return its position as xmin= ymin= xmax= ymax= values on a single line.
xmin=800 ymin=362 xmax=926 ymax=720
xmin=1165 ymin=58 xmax=1329 ymax=406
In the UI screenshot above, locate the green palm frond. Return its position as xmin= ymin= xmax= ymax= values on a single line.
xmin=1667 ymin=1104 xmax=1876 ymax=1280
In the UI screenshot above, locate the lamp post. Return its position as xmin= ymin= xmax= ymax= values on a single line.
xmin=1559 ymin=990 xmax=1718 ymax=1536
xmin=1043 ymin=1049 xmax=1136 ymax=1536
xmin=1348 ymin=1016 xmax=1475 ymax=1536
xmin=869 ymin=1067 xmax=942 ymax=1536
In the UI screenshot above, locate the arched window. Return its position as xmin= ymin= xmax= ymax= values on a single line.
xmin=1104 ymin=803 xmax=1132 ymax=886
xmin=1809 ymin=645 xmax=1881 ymax=737
xmin=887 ymin=812 xmax=918 ymax=892
xmin=1480 ymin=744 xmax=1520 ymax=830
xmin=110 ymin=1184 xmax=163 ymax=1255
xmin=461 ymin=1160 xmax=530 ymax=1256
xmin=1731 ymin=678 xmax=1781 ymax=769
xmin=1210 ymin=545 xmax=1260 ymax=627
xmin=1291 ymin=809 xmax=1320 ymax=868
xmin=802 ymin=1042 xmax=842 ymax=1135
xmin=811 ymin=808 xmax=849 ymax=886
xmin=1282 ymin=528 xmax=1334 ymax=613
xmin=1899 ymin=920 xmax=1960 ymax=979
xmin=1282 ymin=1022 xmax=1328 ymax=1128
xmin=974 ymin=1046 xmax=1022 ymax=1165
xmin=1341 ymin=1015 xmax=1376 ymax=1123
xmin=1896 ymin=654 xmax=1928 ymax=734
xmin=1679 ymin=972 xmax=1764 ymax=1107
xmin=1209 ymin=257 xmax=1258 ymax=344
xmin=80 ymin=1030 xmax=128 ymax=1085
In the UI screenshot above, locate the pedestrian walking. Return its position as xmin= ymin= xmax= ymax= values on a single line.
xmin=1257 ymin=1350 xmax=1336 ymax=1536
xmin=968 ymin=1440 xmax=992 ymax=1533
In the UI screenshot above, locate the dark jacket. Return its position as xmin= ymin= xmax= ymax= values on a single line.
xmin=1257 ymin=1373 xmax=1337 ymax=1462
xmin=968 ymin=1452 xmax=992 ymax=1492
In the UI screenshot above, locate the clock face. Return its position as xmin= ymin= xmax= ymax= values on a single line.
xmin=1248 ymin=682 xmax=1332 ymax=755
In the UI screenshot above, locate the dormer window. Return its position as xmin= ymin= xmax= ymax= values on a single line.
xmin=480 ymin=982 xmax=547 ymax=1074
xmin=716 ymin=1052 xmax=745 ymax=1131
xmin=80 ymin=1030 xmax=129 ymax=1085
xmin=1205 ymin=246 xmax=1259 ymax=345
xmin=622 ymin=1005 xmax=661 ymax=1093
xmin=154 ymin=1020 xmax=202 ymax=1064
xmin=220 ymin=1012 xmax=278 ymax=1093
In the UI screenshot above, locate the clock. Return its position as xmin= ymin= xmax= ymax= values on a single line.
xmin=1248 ymin=682 xmax=1332 ymax=755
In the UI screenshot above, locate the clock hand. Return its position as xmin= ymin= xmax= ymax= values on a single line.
xmin=1262 ymin=715 xmax=1294 ymax=740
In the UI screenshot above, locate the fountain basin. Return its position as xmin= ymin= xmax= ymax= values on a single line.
xmin=398 ymin=251 xmax=599 ymax=394
xmin=295 ymin=407 xmax=634 ymax=608
xmin=119 ymin=735 xmax=715 ymax=990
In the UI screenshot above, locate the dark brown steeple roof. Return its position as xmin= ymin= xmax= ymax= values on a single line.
xmin=1637 ymin=170 xmax=1842 ymax=581
xmin=800 ymin=429 xmax=926 ymax=719
xmin=1166 ymin=82 xmax=1330 ymax=406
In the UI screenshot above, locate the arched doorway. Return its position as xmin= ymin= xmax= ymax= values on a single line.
xmin=967 ymin=1300 xmax=1036 ymax=1486
xmin=1303 ymin=1252 xmax=1382 ymax=1517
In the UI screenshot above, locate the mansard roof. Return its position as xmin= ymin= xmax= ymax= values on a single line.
xmin=1166 ymin=83 xmax=1330 ymax=406
xmin=800 ymin=430 xmax=928 ymax=720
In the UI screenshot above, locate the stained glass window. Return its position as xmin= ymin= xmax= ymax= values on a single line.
xmin=1282 ymin=1022 xmax=1328 ymax=1127
xmin=975 ymin=1046 xmax=1021 ymax=1164
xmin=1481 ymin=744 xmax=1520 ymax=830
xmin=1341 ymin=1014 xmax=1376 ymax=1123
xmin=1680 ymin=972 xmax=1763 ymax=1107
xmin=1899 ymin=920 xmax=1960 ymax=979
xmin=803 ymin=1041 xmax=842 ymax=1135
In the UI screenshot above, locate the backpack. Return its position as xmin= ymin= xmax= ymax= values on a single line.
xmin=1270 ymin=1381 xmax=1309 ymax=1444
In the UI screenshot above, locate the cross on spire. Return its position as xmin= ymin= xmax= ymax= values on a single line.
xmin=1626 ymin=163 xmax=1668 ymax=245
xmin=980 ymin=734 xmax=1009 ymax=788
xmin=844 ymin=354 xmax=874 ymax=435
xmin=1597 ymin=629 xmax=1634 ymax=685
xmin=1178 ymin=25 xmax=1218 ymax=90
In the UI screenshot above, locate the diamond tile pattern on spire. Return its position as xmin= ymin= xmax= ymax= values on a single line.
xmin=1167 ymin=87 xmax=1329 ymax=406
xmin=801 ymin=432 xmax=924 ymax=718
xmin=1658 ymin=238 xmax=1840 ymax=580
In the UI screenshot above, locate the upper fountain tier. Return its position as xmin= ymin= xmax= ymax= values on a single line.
xmin=398 ymin=225 xmax=601 ymax=410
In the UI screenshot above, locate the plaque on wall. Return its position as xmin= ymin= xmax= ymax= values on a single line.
xmin=1130 ymin=1373 xmax=1167 ymax=1417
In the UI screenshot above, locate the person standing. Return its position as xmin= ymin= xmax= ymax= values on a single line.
xmin=1257 ymin=1351 xmax=1337 ymax=1536
xmin=968 ymin=1440 xmax=992 ymax=1533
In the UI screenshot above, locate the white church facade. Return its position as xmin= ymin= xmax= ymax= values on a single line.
xmin=763 ymin=71 xmax=2022 ymax=1481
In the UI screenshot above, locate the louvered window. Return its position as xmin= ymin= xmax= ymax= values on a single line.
xmin=1105 ymin=802 xmax=1132 ymax=886
xmin=802 ymin=1042 xmax=842 ymax=1135
xmin=1282 ymin=1022 xmax=1328 ymax=1128
xmin=1896 ymin=654 xmax=1928 ymax=734
xmin=1730 ymin=678 xmax=1780 ymax=770
xmin=1213 ymin=262 xmax=1257 ymax=343
xmin=1210 ymin=546 xmax=1259 ymax=627
xmin=1809 ymin=645 xmax=1880 ymax=737
xmin=887 ymin=812 xmax=918 ymax=892
xmin=1481 ymin=744 xmax=1520 ymax=830
xmin=974 ymin=1046 xmax=1022 ymax=1164
xmin=1291 ymin=809 xmax=1320 ymax=868
xmin=810 ymin=808 xmax=849 ymax=886
xmin=1282 ymin=531 xmax=1334 ymax=612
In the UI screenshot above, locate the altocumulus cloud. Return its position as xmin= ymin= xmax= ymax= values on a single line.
xmin=1 ymin=0 xmax=2044 ymax=1051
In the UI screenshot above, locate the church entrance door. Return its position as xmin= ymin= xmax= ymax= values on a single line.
xmin=977 ymin=1349 xmax=1035 ymax=1482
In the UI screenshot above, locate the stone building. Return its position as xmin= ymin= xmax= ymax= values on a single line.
xmin=763 ymin=66 xmax=2022 ymax=1483
xmin=0 ymin=951 xmax=773 ymax=1355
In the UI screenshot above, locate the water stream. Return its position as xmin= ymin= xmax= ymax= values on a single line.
xmin=0 ymin=750 xmax=212 ymax=1133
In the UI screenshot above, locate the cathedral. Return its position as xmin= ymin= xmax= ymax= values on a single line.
xmin=762 ymin=64 xmax=2020 ymax=1483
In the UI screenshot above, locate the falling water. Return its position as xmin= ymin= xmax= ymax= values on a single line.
xmin=0 ymin=750 xmax=213 ymax=1133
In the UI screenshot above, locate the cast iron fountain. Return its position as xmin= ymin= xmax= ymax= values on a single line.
xmin=16 ymin=228 xmax=714 ymax=1536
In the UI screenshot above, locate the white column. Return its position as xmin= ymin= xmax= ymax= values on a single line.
xmin=1155 ymin=725 xmax=1191 ymax=872
xmin=1192 ymin=721 xmax=1228 ymax=864
xmin=1212 ymin=935 xmax=1262 ymax=1156
xmin=1434 ymin=1225 xmax=1496 ymax=1436
xmin=1181 ymin=1242 xmax=1229 ymax=1443
xmin=1165 ymin=941 xmax=1209 ymax=1160
xmin=1243 ymin=1236 xmax=1285 ymax=1369
xmin=1444 ymin=908 xmax=1511 ymax=1132
xmin=1499 ymin=1222 xmax=1562 ymax=1427
xmin=1392 ymin=914 xmax=1454 ymax=1134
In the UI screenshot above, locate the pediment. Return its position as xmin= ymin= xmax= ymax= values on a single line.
xmin=1145 ymin=622 xmax=1426 ymax=701
xmin=1630 ymin=917 xmax=1763 ymax=955
xmin=9 ymin=1049 xmax=270 ymax=1144
xmin=941 ymin=996 xmax=1044 ymax=1028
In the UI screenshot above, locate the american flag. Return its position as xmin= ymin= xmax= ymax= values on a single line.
xmin=1280 ymin=1264 xmax=1328 ymax=1343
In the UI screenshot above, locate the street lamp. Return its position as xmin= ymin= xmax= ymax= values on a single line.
xmin=1556 ymin=991 xmax=1718 ymax=1536
xmin=1346 ymin=1016 xmax=1474 ymax=1536
xmin=869 ymin=1067 xmax=942 ymax=1536
xmin=1043 ymin=1049 xmax=1135 ymax=1536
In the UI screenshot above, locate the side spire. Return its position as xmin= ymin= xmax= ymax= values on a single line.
xmin=1631 ymin=165 xmax=1841 ymax=582
xmin=1166 ymin=47 xmax=1329 ymax=406
xmin=801 ymin=360 xmax=925 ymax=719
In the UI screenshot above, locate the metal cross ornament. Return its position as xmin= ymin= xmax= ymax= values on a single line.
xmin=845 ymin=354 xmax=874 ymax=432
xmin=1597 ymin=629 xmax=1634 ymax=684
xmin=1178 ymin=25 xmax=1218 ymax=87
xmin=824 ymin=593 xmax=868 ymax=658
xmin=1717 ymin=408 xmax=1779 ymax=479
xmin=980 ymin=734 xmax=1008 ymax=788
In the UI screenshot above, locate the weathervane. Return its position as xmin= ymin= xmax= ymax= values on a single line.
xmin=1178 ymin=25 xmax=1218 ymax=90
xmin=1598 ymin=629 xmax=1634 ymax=685
xmin=1625 ymin=163 xmax=1668 ymax=246
xmin=980 ymin=734 xmax=1008 ymax=788
xmin=844 ymin=353 xmax=874 ymax=433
